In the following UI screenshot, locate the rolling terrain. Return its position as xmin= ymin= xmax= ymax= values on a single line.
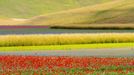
xmin=25 ymin=0 xmax=134 ymax=26
xmin=0 ymin=0 xmax=112 ymax=18
xmin=0 ymin=0 xmax=113 ymax=25
xmin=0 ymin=1 xmax=134 ymax=74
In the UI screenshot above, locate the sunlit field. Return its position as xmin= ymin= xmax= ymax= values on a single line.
xmin=0 ymin=33 xmax=133 ymax=47
xmin=25 ymin=0 xmax=134 ymax=25
xmin=0 ymin=0 xmax=134 ymax=75
xmin=0 ymin=0 xmax=111 ymax=19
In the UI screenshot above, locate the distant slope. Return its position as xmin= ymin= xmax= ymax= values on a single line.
xmin=25 ymin=0 xmax=134 ymax=25
xmin=0 ymin=0 xmax=112 ymax=18
xmin=0 ymin=18 xmax=26 ymax=25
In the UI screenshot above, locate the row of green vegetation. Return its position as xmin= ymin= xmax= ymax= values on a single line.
xmin=0 ymin=33 xmax=134 ymax=47
xmin=0 ymin=43 xmax=133 ymax=51
xmin=1 ymin=66 xmax=133 ymax=75
xmin=50 ymin=24 xmax=134 ymax=29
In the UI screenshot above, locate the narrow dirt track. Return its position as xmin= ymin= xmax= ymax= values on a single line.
xmin=0 ymin=48 xmax=133 ymax=57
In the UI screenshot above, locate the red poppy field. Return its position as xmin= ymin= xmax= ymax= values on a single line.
xmin=0 ymin=56 xmax=133 ymax=75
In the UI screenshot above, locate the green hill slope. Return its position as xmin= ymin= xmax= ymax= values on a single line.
xmin=0 ymin=0 xmax=111 ymax=18
xmin=25 ymin=0 xmax=134 ymax=25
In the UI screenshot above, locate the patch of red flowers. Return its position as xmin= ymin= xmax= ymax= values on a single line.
xmin=0 ymin=56 xmax=133 ymax=70
xmin=0 ymin=56 xmax=133 ymax=74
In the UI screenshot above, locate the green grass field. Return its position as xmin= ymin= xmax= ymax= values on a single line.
xmin=0 ymin=43 xmax=133 ymax=51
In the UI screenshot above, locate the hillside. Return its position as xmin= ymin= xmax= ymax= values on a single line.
xmin=0 ymin=0 xmax=111 ymax=18
xmin=25 ymin=0 xmax=134 ymax=25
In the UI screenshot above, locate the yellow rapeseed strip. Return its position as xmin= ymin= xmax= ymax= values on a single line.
xmin=0 ymin=33 xmax=134 ymax=47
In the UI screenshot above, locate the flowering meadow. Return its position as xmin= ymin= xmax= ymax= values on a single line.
xmin=0 ymin=56 xmax=133 ymax=75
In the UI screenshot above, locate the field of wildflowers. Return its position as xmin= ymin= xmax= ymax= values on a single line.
xmin=0 ymin=56 xmax=133 ymax=75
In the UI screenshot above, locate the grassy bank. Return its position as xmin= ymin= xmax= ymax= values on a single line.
xmin=0 ymin=33 xmax=134 ymax=47
xmin=0 ymin=42 xmax=133 ymax=51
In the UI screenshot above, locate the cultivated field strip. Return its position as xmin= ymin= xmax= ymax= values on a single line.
xmin=0 ymin=33 xmax=134 ymax=47
xmin=0 ymin=28 xmax=134 ymax=35
xmin=51 ymin=24 xmax=134 ymax=29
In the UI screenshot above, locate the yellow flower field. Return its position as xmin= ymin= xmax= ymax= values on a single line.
xmin=0 ymin=33 xmax=134 ymax=47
